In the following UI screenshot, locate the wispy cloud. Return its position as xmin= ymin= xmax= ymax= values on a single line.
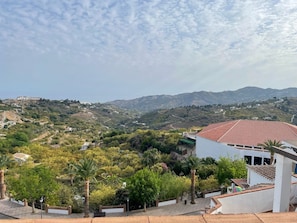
xmin=1 ymin=0 xmax=297 ymax=101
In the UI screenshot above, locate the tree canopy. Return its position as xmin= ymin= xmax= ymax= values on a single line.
xmin=141 ymin=148 xmax=161 ymax=167
xmin=7 ymin=165 xmax=59 ymax=213
xmin=216 ymin=157 xmax=247 ymax=185
xmin=258 ymin=139 xmax=283 ymax=165
xmin=128 ymin=168 xmax=160 ymax=211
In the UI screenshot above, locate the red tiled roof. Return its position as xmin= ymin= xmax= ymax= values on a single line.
xmin=231 ymin=178 xmax=249 ymax=189
xmin=198 ymin=120 xmax=297 ymax=146
xmin=247 ymin=165 xmax=276 ymax=181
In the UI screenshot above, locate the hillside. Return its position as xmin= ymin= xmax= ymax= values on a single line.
xmin=1 ymin=92 xmax=297 ymax=145
xmin=130 ymin=97 xmax=297 ymax=130
xmin=107 ymin=87 xmax=297 ymax=112
xmin=0 ymin=99 xmax=138 ymax=148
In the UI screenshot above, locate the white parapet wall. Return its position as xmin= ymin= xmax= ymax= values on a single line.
xmin=204 ymin=190 xmax=222 ymax=198
xmin=102 ymin=207 xmax=125 ymax=213
xmin=99 ymin=205 xmax=126 ymax=213
xmin=47 ymin=209 xmax=69 ymax=215
xmin=157 ymin=199 xmax=177 ymax=207
xmin=210 ymin=183 xmax=297 ymax=214
xmin=45 ymin=205 xmax=72 ymax=215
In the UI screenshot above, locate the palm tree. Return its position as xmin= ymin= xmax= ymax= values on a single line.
xmin=183 ymin=156 xmax=200 ymax=204
xmin=141 ymin=148 xmax=161 ymax=167
xmin=64 ymin=162 xmax=76 ymax=186
xmin=72 ymin=158 xmax=97 ymax=218
xmin=0 ymin=155 xmax=13 ymax=199
xmin=258 ymin=139 xmax=283 ymax=165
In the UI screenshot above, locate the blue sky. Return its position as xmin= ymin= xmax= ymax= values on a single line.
xmin=1 ymin=0 xmax=297 ymax=103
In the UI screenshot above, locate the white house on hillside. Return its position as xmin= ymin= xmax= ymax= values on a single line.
xmin=195 ymin=120 xmax=297 ymax=165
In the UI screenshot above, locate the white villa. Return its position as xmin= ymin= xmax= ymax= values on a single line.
xmin=193 ymin=120 xmax=297 ymax=214
xmin=195 ymin=119 xmax=297 ymax=165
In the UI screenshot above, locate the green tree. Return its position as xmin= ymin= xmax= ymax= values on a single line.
xmin=197 ymin=175 xmax=220 ymax=192
xmin=201 ymin=157 xmax=216 ymax=165
xmin=183 ymin=156 xmax=200 ymax=204
xmin=196 ymin=164 xmax=217 ymax=180
xmin=7 ymin=165 xmax=59 ymax=213
xmin=90 ymin=184 xmax=116 ymax=210
xmin=216 ymin=157 xmax=247 ymax=185
xmin=7 ymin=132 xmax=29 ymax=147
xmin=0 ymin=155 xmax=13 ymax=199
xmin=151 ymin=162 xmax=168 ymax=174
xmin=64 ymin=162 xmax=76 ymax=186
xmin=141 ymin=148 xmax=161 ymax=167
xmin=159 ymin=173 xmax=190 ymax=201
xmin=128 ymin=168 xmax=160 ymax=212
xmin=258 ymin=139 xmax=283 ymax=165
xmin=56 ymin=184 xmax=74 ymax=206
xmin=72 ymin=158 xmax=98 ymax=218
xmin=196 ymin=157 xmax=217 ymax=180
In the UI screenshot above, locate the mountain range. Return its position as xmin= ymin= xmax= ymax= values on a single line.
xmin=1 ymin=86 xmax=297 ymax=132
xmin=107 ymin=87 xmax=297 ymax=112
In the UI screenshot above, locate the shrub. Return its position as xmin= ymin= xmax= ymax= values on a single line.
xmin=89 ymin=185 xmax=116 ymax=211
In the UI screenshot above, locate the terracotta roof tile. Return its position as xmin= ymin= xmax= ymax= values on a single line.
xmin=231 ymin=178 xmax=249 ymax=189
xmin=3 ymin=214 xmax=297 ymax=222
xmin=203 ymin=213 xmax=263 ymax=222
xmin=247 ymin=165 xmax=276 ymax=181
xmin=149 ymin=216 xmax=206 ymax=223
xmin=198 ymin=120 xmax=239 ymax=141
xmin=256 ymin=212 xmax=297 ymax=223
xmin=93 ymin=216 xmax=149 ymax=223
xmin=198 ymin=120 xmax=297 ymax=147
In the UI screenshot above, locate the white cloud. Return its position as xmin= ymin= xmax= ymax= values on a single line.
xmin=1 ymin=0 xmax=297 ymax=101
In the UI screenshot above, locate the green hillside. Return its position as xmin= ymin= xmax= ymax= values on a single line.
xmin=133 ymin=97 xmax=297 ymax=129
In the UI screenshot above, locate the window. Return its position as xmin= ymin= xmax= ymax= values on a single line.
xmin=244 ymin=156 xmax=252 ymax=165
xmin=264 ymin=158 xmax=270 ymax=165
xmin=253 ymin=156 xmax=262 ymax=165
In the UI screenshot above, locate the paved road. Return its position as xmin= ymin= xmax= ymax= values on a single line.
xmin=0 ymin=196 xmax=211 ymax=219
xmin=0 ymin=213 xmax=15 ymax=219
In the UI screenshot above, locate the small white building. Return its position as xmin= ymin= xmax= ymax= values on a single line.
xmin=247 ymin=165 xmax=297 ymax=187
xmin=13 ymin=152 xmax=30 ymax=163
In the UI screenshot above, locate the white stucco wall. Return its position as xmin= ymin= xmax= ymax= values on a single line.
xmin=247 ymin=169 xmax=297 ymax=188
xmin=247 ymin=169 xmax=273 ymax=187
xmin=48 ymin=209 xmax=69 ymax=215
xmin=102 ymin=207 xmax=124 ymax=213
xmin=158 ymin=199 xmax=177 ymax=207
xmin=273 ymin=155 xmax=292 ymax=212
xmin=217 ymin=187 xmax=274 ymax=214
xmin=211 ymin=183 xmax=297 ymax=214
xmin=196 ymin=136 xmax=239 ymax=160
xmin=196 ymin=136 xmax=271 ymax=162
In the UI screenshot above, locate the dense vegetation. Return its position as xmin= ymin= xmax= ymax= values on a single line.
xmin=136 ymin=97 xmax=297 ymax=129
xmin=0 ymin=96 xmax=295 ymax=214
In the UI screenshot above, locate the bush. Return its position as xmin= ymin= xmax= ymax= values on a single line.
xmin=159 ymin=173 xmax=190 ymax=201
xmin=89 ymin=185 xmax=116 ymax=211
xmin=197 ymin=175 xmax=220 ymax=192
